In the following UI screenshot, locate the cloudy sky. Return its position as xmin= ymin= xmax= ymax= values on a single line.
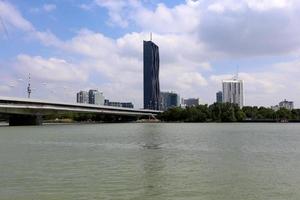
xmin=1 ymin=0 xmax=300 ymax=108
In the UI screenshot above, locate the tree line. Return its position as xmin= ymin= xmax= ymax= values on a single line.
xmin=158 ymin=103 xmax=300 ymax=122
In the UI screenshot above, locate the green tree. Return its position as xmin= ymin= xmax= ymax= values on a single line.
xmin=257 ymin=107 xmax=275 ymax=119
xmin=209 ymin=103 xmax=222 ymax=122
xmin=291 ymin=109 xmax=300 ymax=120
xmin=235 ymin=110 xmax=246 ymax=121
xmin=276 ymin=108 xmax=292 ymax=121
xmin=220 ymin=103 xmax=236 ymax=122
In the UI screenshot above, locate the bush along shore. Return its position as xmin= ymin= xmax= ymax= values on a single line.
xmin=157 ymin=103 xmax=300 ymax=123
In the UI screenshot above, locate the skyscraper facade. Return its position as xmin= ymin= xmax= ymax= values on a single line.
xmin=143 ymin=40 xmax=160 ymax=110
xmin=160 ymin=92 xmax=180 ymax=111
xmin=222 ymin=78 xmax=244 ymax=107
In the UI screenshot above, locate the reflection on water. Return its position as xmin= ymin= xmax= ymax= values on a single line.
xmin=138 ymin=124 xmax=166 ymax=199
xmin=0 ymin=123 xmax=300 ymax=200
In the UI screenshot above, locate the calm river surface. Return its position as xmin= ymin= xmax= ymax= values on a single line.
xmin=0 ymin=123 xmax=300 ymax=200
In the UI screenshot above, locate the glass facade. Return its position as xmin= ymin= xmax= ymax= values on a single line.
xmin=160 ymin=92 xmax=180 ymax=111
xmin=216 ymin=91 xmax=223 ymax=103
xmin=104 ymin=99 xmax=134 ymax=108
xmin=143 ymin=40 xmax=160 ymax=110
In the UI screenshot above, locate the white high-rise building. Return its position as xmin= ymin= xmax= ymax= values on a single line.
xmin=222 ymin=78 xmax=244 ymax=107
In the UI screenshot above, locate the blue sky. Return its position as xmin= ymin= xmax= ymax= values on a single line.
xmin=1 ymin=0 xmax=300 ymax=108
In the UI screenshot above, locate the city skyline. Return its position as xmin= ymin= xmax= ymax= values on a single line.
xmin=1 ymin=0 xmax=300 ymax=108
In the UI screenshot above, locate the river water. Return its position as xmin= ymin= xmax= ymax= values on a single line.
xmin=0 ymin=123 xmax=300 ymax=200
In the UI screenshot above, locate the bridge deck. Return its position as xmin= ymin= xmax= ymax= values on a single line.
xmin=0 ymin=96 xmax=161 ymax=117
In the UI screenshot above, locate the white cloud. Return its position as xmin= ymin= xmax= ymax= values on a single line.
xmin=207 ymin=3 xmax=225 ymax=13
xmin=134 ymin=3 xmax=200 ymax=34
xmin=15 ymin=54 xmax=88 ymax=82
xmin=78 ymin=3 xmax=94 ymax=11
xmin=0 ymin=1 xmax=33 ymax=31
xmin=43 ymin=4 xmax=56 ymax=12
xmin=30 ymin=4 xmax=57 ymax=13
xmin=199 ymin=62 xmax=212 ymax=71
xmin=94 ymin=0 xmax=200 ymax=34
xmin=245 ymin=0 xmax=292 ymax=11
xmin=177 ymin=72 xmax=207 ymax=88
xmin=94 ymin=0 xmax=133 ymax=27
xmin=0 ymin=1 xmax=60 ymax=46
xmin=62 ymin=29 xmax=116 ymax=58
xmin=93 ymin=0 xmax=300 ymax=56
xmin=33 ymin=30 xmax=62 ymax=46
xmin=199 ymin=0 xmax=300 ymax=56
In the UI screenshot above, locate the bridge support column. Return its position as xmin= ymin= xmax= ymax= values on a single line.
xmin=9 ymin=115 xmax=43 ymax=126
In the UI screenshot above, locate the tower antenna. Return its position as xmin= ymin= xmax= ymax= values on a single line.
xmin=150 ymin=32 xmax=152 ymax=41
xmin=27 ymin=73 xmax=31 ymax=98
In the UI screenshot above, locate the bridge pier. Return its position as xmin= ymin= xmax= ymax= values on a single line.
xmin=9 ymin=115 xmax=43 ymax=126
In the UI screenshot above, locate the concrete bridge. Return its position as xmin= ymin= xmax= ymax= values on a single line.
xmin=0 ymin=97 xmax=161 ymax=126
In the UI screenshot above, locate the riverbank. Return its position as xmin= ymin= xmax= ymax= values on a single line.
xmin=158 ymin=103 xmax=300 ymax=123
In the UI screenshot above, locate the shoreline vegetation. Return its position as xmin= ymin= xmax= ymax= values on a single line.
xmin=158 ymin=103 xmax=300 ymax=123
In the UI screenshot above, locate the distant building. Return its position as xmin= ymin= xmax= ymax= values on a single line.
xmin=120 ymin=102 xmax=134 ymax=108
xmin=182 ymin=98 xmax=201 ymax=107
xmin=88 ymin=89 xmax=105 ymax=105
xmin=216 ymin=91 xmax=223 ymax=103
xmin=272 ymin=99 xmax=294 ymax=111
xmin=160 ymin=92 xmax=180 ymax=110
xmin=144 ymin=40 xmax=160 ymax=110
xmin=104 ymin=99 xmax=134 ymax=108
xmin=76 ymin=91 xmax=89 ymax=104
xmin=279 ymin=99 xmax=294 ymax=110
xmin=222 ymin=78 xmax=244 ymax=107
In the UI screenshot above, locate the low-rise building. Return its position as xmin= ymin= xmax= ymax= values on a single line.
xmin=182 ymin=98 xmax=201 ymax=107
xmin=279 ymin=99 xmax=294 ymax=110
xmin=104 ymin=99 xmax=134 ymax=108
xmin=272 ymin=99 xmax=294 ymax=111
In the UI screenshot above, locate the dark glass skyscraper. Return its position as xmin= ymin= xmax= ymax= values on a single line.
xmin=143 ymin=40 xmax=160 ymax=110
xmin=216 ymin=91 xmax=223 ymax=103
